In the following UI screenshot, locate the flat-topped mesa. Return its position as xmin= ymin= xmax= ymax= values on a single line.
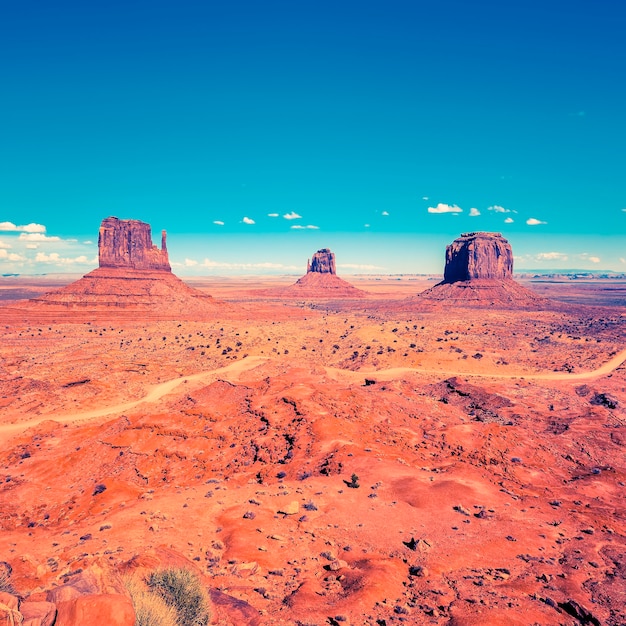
xmin=443 ymin=232 xmax=513 ymax=283
xmin=307 ymin=248 xmax=336 ymax=275
xmin=98 ymin=217 xmax=170 ymax=271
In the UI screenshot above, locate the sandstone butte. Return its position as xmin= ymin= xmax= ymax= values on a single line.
xmin=20 ymin=217 xmax=222 ymax=317
xmin=415 ymin=232 xmax=548 ymax=308
xmin=258 ymin=248 xmax=367 ymax=299
xmin=0 ymin=226 xmax=624 ymax=626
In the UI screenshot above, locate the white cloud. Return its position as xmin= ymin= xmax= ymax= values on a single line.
xmin=213 ymin=220 xmax=225 ymax=226
xmin=422 ymin=196 xmax=429 ymax=201
xmin=469 ymin=208 xmax=480 ymax=217
xmin=26 ymin=244 xmax=38 ymax=249
xmin=338 ymin=263 xmax=384 ymax=270
xmin=0 ymin=222 xmax=47 ymax=233
xmin=18 ymin=233 xmax=60 ymax=242
xmin=33 ymin=252 xmax=94 ymax=265
xmin=526 ymin=218 xmax=547 ymax=226
xmin=184 ymin=258 xmax=198 ymax=267
xmin=620 ymin=258 xmax=626 ymax=264
xmin=487 ymin=205 xmax=516 ymax=214
xmin=427 ymin=203 xmax=462 ymax=214
xmin=267 ymin=213 xmax=279 ymax=218
xmin=0 ymin=249 xmax=25 ymax=261
xmin=242 ymin=217 xmax=255 ymax=225
xmin=381 ymin=211 xmax=389 ymax=216
xmin=504 ymin=217 xmax=514 ymax=223
xmin=83 ymin=240 xmax=93 ymax=245
xmin=291 ymin=224 xmax=319 ymax=230
xmin=283 ymin=211 xmax=302 ymax=220
xmin=199 ymin=258 xmax=299 ymax=271
xmin=537 ymin=252 xmax=568 ymax=261
xmin=579 ymin=253 xmax=601 ymax=264
xmin=0 ymin=240 xmax=11 ymax=249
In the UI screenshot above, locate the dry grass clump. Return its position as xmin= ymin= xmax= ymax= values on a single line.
xmin=125 ymin=574 xmax=178 ymax=626
xmin=146 ymin=568 xmax=210 ymax=626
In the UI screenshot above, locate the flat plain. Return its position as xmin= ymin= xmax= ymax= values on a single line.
xmin=0 ymin=275 xmax=624 ymax=625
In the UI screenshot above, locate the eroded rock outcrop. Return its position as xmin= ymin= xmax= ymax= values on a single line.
xmin=22 ymin=217 xmax=222 ymax=316
xmin=307 ymin=248 xmax=336 ymax=275
xmin=443 ymin=232 xmax=513 ymax=283
xmin=98 ymin=217 xmax=170 ymax=271
xmin=415 ymin=231 xmax=547 ymax=308
xmin=257 ymin=248 xmax=366 ymax=298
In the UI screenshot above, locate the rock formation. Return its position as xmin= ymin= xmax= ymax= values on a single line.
xmin=99 ymin=217 xmax=170 ymax=271
xmin=23 ymin=217 xmax=221 ymax=316
xmin=416 ymin=232 xmax=547 ymax=308
xmin=443 ymin=232 xmax=513 ymax=283
xmin=258 ymin=248 xmax=366 ymax=299
xmin=307 ymin=248 xmax=336 ymax=275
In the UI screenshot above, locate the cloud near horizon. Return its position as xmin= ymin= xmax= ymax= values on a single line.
xmin=536 ymin=251 xmax=568 ymax=261
xmin=18 ymin=233 xmax=60 ymax=242
xmin=242 ymin=217 xmax=255 ymax=225
xmin=0 ymin=221 xmax=47 ymax=233
xmin=526 ymin=218 xmax=547 ymax=225
xmin=33 ymin=252 xmax=95 ymax=265
xmin=283 ymin=211 xmax=302 ymax=220
xmin=291 ymin=224 xmax=319 ymax=230
xmin=213 ymin=220 xmax=225 ymax=226
xmin=427 ymin=203 xmax=462 ymax=214
xmin=0 ymin=248 xmax=25 ymax=261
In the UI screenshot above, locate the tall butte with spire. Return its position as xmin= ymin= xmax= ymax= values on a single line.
xmin=26 ymin=217 xmax=218 ymax=315
xmin=282 ymin=248 xmax=366 ymax=298
xmin=417 ymin=232 xmax=546 ymax=307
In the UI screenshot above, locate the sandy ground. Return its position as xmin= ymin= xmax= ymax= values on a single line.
xmin=0 ymin=275 xmax=624 ymax=625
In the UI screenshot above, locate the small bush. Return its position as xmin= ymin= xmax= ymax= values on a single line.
xmin=147 ymin=568 xmax=210 ymax=626
xmin=0 ymin=561 xmax=13 ymax=593
xmin=125 ymin=575 xmax=178 ymax=626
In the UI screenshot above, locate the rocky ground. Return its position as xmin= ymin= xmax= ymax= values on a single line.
xmin=0 ymin=276 xmax=624 ymax=625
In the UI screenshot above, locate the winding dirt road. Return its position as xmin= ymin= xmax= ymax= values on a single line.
xmin=2 ymin=347 xmax=625 ymax=439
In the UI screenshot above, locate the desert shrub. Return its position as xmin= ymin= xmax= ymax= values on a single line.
xmin=147 ymin=568 xmax=210 ymax=626
xmin=125 ymin=575 xmax=178 ymax=626
xmin=0 ymin=561 xmax=13 ymax=593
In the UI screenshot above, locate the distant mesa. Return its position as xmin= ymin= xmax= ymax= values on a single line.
xmin=417 ymin=232 xmax=546 ymax=307
xmin=22 ymin=217 xmax=220 ymax=316
xmin=99 ymin=216 xmax=171 ymax=271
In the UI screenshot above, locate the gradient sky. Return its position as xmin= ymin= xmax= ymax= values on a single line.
xmin=1 ymin=0 xmax=625 ymax=275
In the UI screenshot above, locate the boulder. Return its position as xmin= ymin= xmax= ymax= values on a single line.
xmin=19 ymin=601 xmax=57 ymax=626
xmin=54 ymin=594 xmax=135 ymax=626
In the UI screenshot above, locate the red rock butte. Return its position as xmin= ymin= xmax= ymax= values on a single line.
xmin=262 ymin=248 xmax=367 ymax=298
xmin=21 ymin=217 xmax=220 ymax=316
xmin=99 ymin=216 xmax=171 ymax=272
xmin=417 ymin=232 xmax=547 ymax=307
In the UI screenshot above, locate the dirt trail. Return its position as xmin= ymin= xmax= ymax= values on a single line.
xmin=0 ymin=356 xmax=268 ymax=438
xmin=2 ymin=348 xmax=624 ymax=439
xmin=324 ymin=347 xmax=626 ymax=383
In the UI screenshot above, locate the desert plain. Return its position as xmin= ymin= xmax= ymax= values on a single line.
xmin=0 ymin=274 xmax=624 ymax=625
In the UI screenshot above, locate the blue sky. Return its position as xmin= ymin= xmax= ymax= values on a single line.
xmin=1 ymin=0 xmax=625 ymax=275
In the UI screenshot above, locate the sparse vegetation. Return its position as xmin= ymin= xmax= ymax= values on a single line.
xmin=346 ymin=473 xmax=360 ymax=489
xmin=147 ymin=568 xmax=210 ymax=626
xmin=125 ymin=575 xmax=178 ymax=626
